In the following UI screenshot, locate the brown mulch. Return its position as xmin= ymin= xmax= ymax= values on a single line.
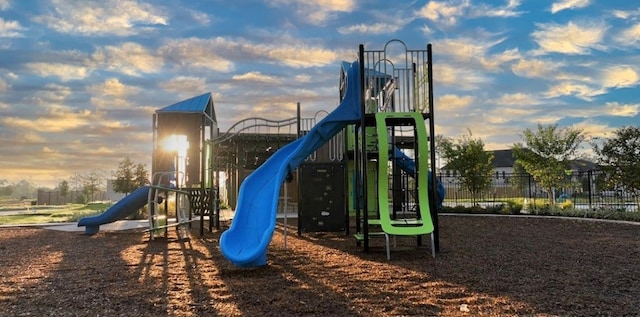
xmin=1 ymin=215 xmax=639 ymax=316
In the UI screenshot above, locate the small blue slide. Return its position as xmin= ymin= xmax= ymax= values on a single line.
xmin=78 ymin=185 xmax=150 ymax=235
xmin=219 ymin=61 xmax=363 ymax=267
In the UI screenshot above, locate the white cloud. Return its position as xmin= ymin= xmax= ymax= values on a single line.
xmin=512 ymin=58 xmax=564 ymax=78
xmin=544 ymin=82 xmax=604 ymax=100
xmin=0 ymin=17 xmax=24 ymax=37
xmin=550 ymin=0 xmax=591 ymax=14
xmin=604 ymin=102 xmax=640 ymax=117
xmin=532 ymin=21 xmax=606 ymax=55
xmin=437 ymin=94 xmax=475 ymax=111
xmin=32 ymin=0 xmax=167 ymax=36
xmin=338 ymin=22 xmax=404 ymax=35
xmin=232 ymin=72 xmax=280 ymax=84
xmin=158 ymin=76 xmax=208 ymax=97
xmin=493 ymin=93 xmax=541 ymax=106
xmin=191 ymin=36 xmax=341 ymax=69
xmin=1 ymin=109 xmax=92 ymax=132
xmin=417 ymin=0 xmax=522 ymax=26
xmin=25 ymin=63 xmax=89 ymax=81
xmin=0 ymin=0 xmax=8 ymax=10
xmin=160 ymin=38 xmax=234 ymax=72
xmin=601 ymin=65 xmax=639 ymax=89
xmin=189 ymin=10 xmax=210 ymax=25
xmin=92 ymin=42 xmax=163 ymax=76
xmin=436 ymin=63 xmax=490 ymax=90
xmin=470 ymin=0 xmax=524 ymax=18
xmin=270 ymin=0 xmax=355 ymax=25
xmin=416 ymin=0 xmax=469 ymax=26
xmin=616 ymin=23 xmax=640 ymax=47
xmin=88 ymin=78 xmax=141 ymax=110
xmin=435 ymin=37 xmax=518 ymax=71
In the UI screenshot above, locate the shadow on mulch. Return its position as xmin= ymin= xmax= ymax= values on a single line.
xmin=1 ymin=215 xmax=639 ymax=316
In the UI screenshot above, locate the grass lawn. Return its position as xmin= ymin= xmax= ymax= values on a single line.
xmin=0 ymin=203 xmax=110 ymax=225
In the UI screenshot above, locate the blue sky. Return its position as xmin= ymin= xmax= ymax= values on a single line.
xmin=1 ymin=0 xmax=639 ymax=188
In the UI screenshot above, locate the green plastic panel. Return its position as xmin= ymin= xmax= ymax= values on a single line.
xmin=374 ymin=112 xmax=434 ymax=235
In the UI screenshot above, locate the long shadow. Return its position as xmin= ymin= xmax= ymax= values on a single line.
xmin=0 ymin=227 xmax=172 ymax=316
xmin=202 ymin=222 xmax=443 ymax=316
xmin=280 ymin=215 xmax=640 ymax=315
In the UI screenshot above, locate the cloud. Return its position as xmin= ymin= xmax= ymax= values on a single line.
xmin=1 ymin=109 xmax=92 ymax=132
xmin=0 ymin=17 xmax=24 ymax=37
xmin=604 ymin=102 xmax=640 ymax=117
xmin=182 ymin=36 xmax=341 ymax=69
xmin=270 ymin=0 xmax=355 ymax=25
xmin=417 ymin=0 xmax=522 ymax=26
xmin=25 ymin=63 xmax=89 ymax=81
xmin=92 ymin=42 xmax=164 ymax=76
xmin=0 ymin=0 xmax=8 ymax=10
xmin=0 ymin=77 xmax=7 ymax=92
xmin=32 ymin=0 xmax=167 ymax=36
xmin=532 ymin=21 xmax=606 ymax=55
xmin=158 ymin=76 xmax=208 ymax=97
xmin=470 ymin=0 xmax=524 ymax=18
xmin=437 ymin=94 xmax=475 ymax=111
xmin=232 ymin=72 xmax=280 ymax=84
xmin=550 ymin=0 xmax=591 ymax=14
xmin=436 ymin=63 xmax=491 ymax=90
xmin=416 ymin=0 xmax=469 ymax=26
xmin=159 ymin=38 xmax=235 ymax=72
xmin=511 ymin=58 xmax=564 ymax=78
xmin=602 ymin=65 xmax=639 ymax=89
xmin=435 ymin=36 xmax=520 ymax=72
xmin=88 ymin=78 xmax=142 ymax=110
xmin=338 ymin=22 xmax=404 ymax=35
xmin=544 ymin=81 xmax=604 ymax=100
xmin=616 ymin=23 xmax=640 ymax=47
xmin=493 ymin=93 xmax=542 ymax=106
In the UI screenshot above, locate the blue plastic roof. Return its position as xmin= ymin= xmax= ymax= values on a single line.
xmin=157 ymin=92 xmax=212 ymax=113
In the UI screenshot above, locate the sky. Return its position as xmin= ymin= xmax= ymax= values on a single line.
xmin=0 ymin=0 xmax=639 ymax=188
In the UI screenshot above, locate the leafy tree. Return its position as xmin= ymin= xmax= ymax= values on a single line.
xmin=439 ymin=131 xmax=494 ymax=206
xmin=134 ymin=163 xmax=149 ymax=188
xmin=592 ymin=126 xmax=640 ymax=193
xmin=512 ymin=124 xmax=584 ymax=203
xmin=82 ymin=170 xmax=104 ymax=202
xmin=114 ymin=157 xmax=149 ymax=195
xmin=57 ymin=180 xmax=70 ymax=202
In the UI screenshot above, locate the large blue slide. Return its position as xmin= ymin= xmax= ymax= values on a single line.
xmin=78 ymin=185 xmax=150 ymax=235
xmin=219 ymin=61 xmax=363 ymax=267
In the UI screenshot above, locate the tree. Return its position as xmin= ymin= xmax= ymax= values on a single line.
xmin=82 ymin=170 xmax=104 ymax=202
xmin=592 ymin=126 xmax=640 ymax=193
xmin=439 ymin=131 xmax=494 ymax=206
xmin=134 ymin=163 xmax=149 ymax=188
xmin=57 ymin=180 xmax=70 ymax=203
xmin=512 ymin=124 xmax=584 ymax=203
xmin=113 ymin=157 xmax=148 ymax=195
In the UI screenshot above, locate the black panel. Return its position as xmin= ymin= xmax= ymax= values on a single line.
xmin=298 ymin=163 xmax=346 ymax=233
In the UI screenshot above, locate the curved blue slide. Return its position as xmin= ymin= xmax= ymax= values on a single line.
xmin=220 ymin=61 xmax=363 ymax=267
xmin=78 ymin=185 xmax=150 ymax=235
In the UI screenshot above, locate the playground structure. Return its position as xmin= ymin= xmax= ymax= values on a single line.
xmin=78 ymin=40 xmax=441 ymax=267
xmin=219 ymin=40 xmax=440 ymax=266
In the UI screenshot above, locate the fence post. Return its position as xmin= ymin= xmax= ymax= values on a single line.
xmin=587 ymin=170 xmax=593 ymax=210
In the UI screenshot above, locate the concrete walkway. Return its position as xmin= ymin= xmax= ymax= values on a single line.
xmin=0 ymin=208 xmax=300 ymax=233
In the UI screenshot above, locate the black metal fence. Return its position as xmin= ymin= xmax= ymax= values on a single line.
xmin=437 ymin=170 xmax=639 ymax=212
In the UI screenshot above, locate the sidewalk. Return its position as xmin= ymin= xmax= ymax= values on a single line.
xmin=0 ymin=208 xmax=300 ymax=233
